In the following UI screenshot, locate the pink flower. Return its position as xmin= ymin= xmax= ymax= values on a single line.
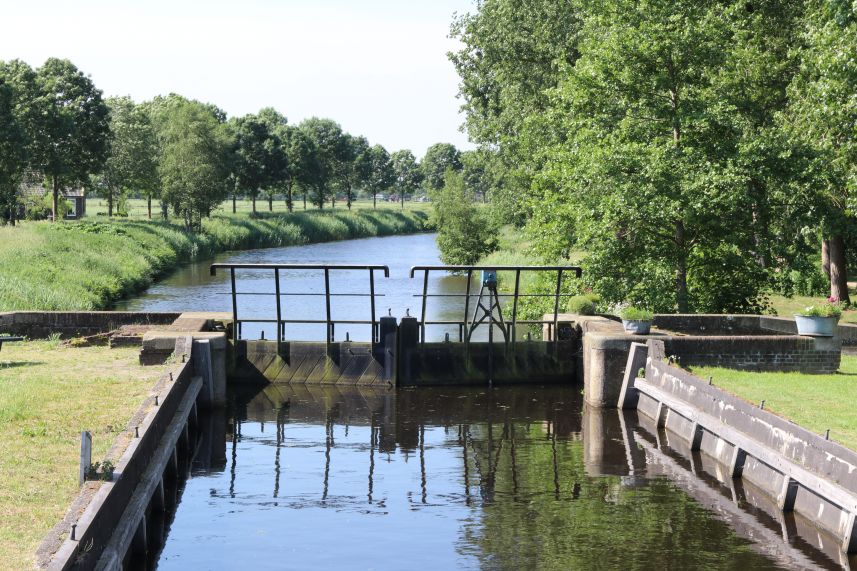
xmin=828 ymin=296 xmax=839 ymax=304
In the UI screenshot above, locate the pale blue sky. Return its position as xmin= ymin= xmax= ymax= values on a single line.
xmin=0 ymin=0 xmax=475 ymax=157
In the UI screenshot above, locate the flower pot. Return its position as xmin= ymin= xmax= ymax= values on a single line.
xmin=622 ymin=319 xmax=652 ymax=335
xmin=794 ymin=315 xmax=838 ymax=337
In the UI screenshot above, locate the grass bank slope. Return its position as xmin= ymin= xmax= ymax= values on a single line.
xmin=0 ymin=209 xmax=429 ymax=311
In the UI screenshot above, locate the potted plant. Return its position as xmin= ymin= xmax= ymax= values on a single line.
xmin=619 ymin=306 xmax=654 ymax=335
xmin=795 ymin=302 xmax=842 ymax=336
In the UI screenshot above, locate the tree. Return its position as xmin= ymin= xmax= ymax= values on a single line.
xmin=433 ymin=170 xmax=497 ymax=265
xmin=299 ymin=118 xmax=347 ymax=208
xmin=0 ymin=62 xmax=30 ymax=225
xmin=336 ymin=134 xmax=368 ymax=209
xmin=391 ymin=149 xmax=422 ymax=209
xmin=32 ymin=59 xmax=110 ymax=222
xmin=150 ymin=96 xmax=231 ymax=229
xmin=230 ymin=113 xmax=284 ymax=214
xmin=95 ymin=97 xmax=158 ymax=217
xmin=449 ymin=0 xmax=582 ymax=223
xmin=421 ymin=143 xmax=462 ymax=193
xmin=357 ymin=144 xmax=394 ymax=208
xmin=523 ymin=0 xmax=794 ymax=313
xmin=786 ymin=0 xmax=857 ymax=304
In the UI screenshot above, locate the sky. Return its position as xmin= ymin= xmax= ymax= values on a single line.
xmin=0 ymin=0 xmax=475 ymax=158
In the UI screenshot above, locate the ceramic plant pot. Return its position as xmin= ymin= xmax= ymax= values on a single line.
xmin=622 ymin=319 xmax=652 ymax=335
xmin=794 ymin=315 xmax=837 ymax=337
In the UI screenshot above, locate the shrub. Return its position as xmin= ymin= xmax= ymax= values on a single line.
xmin=565 ymin=295 xmax=596 ymax=315
xmin=799 ymin=304 xmax=842 ymax=319
xmin=618 ymin=306 xmax=654 ymax=321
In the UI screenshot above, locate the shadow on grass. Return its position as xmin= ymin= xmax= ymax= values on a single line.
xmin=0 ymin=360 xmax=46 ymax=370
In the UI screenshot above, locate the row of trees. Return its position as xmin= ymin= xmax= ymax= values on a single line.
xmin=449 ymin=0 xmax=857 ymax=311
xmin=0 ymin=58 xmax=485 ymax=229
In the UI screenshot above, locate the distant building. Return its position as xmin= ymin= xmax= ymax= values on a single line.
xmin=17 ymin=177 xmax=86 ymax=220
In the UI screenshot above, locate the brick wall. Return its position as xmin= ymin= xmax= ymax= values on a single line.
xmin=0 ymin=311 xmax=181 ymax=339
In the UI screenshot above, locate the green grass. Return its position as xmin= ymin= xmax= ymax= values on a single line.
xmin=88 ymin=196 xmax=432 ymax=219
xmin=0 ymin=341 xmax=163 ymax=570
xmin=0 ymin=209 xmax=430 ymax=310
xmin=767 ymin=293 xmax=857 ymax=324
xmin=691 ymin=355 xmax=857 ymax=450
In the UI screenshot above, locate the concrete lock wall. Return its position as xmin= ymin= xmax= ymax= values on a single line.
xmin=566 ymin=313 xmax=844 ymax=408
xmin=0 ymin=311 xmax=181 ymax=339
xmin=621 ymin=340 xmax=857 ymax=553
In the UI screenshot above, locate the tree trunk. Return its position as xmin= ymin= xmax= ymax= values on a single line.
xmin=147 ymin=196 xmax=152 ymax=219
xmin=828 ymin=234 xmax=850 ymax=303
xmin=232 ymin=193 xmax=236 ymax=214
xmin=252 ymin=194 xmax=256 ymax=214
xmin=675 ymin=220 xmax=689 ymax=312
xmin=286 ymin=181 xmax=293 ymax=213
xmin=107 ymin=188 xmax=113 ymax=217
xmin=161 ymin=201 xmax=168 ymax=220
xmin=822 ymin=238 xmax=831 ymax=281
xmin=303 ymin=193 xmax=307 ymax=210
xmin=400 ymin=193 xmax=404 ymax=210
xmin=269 ymin=195 xmax=273 ymax=211
xmin=373 ymin=193 xmax=377 ymax=209
xmin=52 ymin=176 xmax=60 ymax=222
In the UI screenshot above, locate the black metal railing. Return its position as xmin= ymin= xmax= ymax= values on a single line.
xmin=210 ymin=263 xmax=390 ymax=348
xmin=408 ymin=265 xmax=583 ymax=345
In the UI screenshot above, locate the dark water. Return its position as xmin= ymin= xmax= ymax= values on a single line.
xmin=116 ymin=233 xmax=488 ymax=342
xmin=147 ymin=385 xmax=847 ymax=570
xmin=122 ymin=234 xmax=849 ymax=570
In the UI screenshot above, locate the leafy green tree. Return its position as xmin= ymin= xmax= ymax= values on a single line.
xmin=32 ymin=58 xmax=110 ymax=222
xmin=94 ymin=97 xmax=158 ymax=217
xmin=149 ymin=95 xmax=231 ymax=229
xmin=524 ymin=0 xmax=790 ymax=312
xmin=433 ymin=170 xmax=497 ymax=265
xmin=357 ymin=144 xmax=394 ymax=208
xmin=0 ymin=65 xmax=29 ymax=225
xmin=421 ymin=143 xmax=462 ymax=193
xmin=336 ymin=134 xmax=368 ymax=209
xmin=230 ymin=113 xmax=285 ymax=214
xmin=299 ymin=117 xmax=347 ymax=209
xmin=449 ymin=0 xmax=582 ymax=223
xmin=391 ymin=149 xmax=422 ymax=209
xmin=282 ymin=126 xmax=320 ymax=211
xmin=786 ymin=0 xmax=857 ymax=303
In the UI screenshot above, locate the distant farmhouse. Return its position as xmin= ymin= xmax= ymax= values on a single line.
xmin=7 ymin=173 xmax=86 ymax=221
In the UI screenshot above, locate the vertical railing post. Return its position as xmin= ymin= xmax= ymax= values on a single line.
xmin=230 ymin=268 xmax=238 ymax=341
xmin=463 ymin=269 xmax=473 ymax=346
xmin=369 ymin=270 xmax=377 ymax=343
xmin=274 ymin=268 xmax=282 ymax=345
xmin=553 ymin=269 xmax=563 ymax=347
xmin=324 ymin=268 xmax=332 ymax=350
xmin=511 ymin=269 xmax=521 ymax=347
xmin=420 ymin=269 xmax=429 ymax=344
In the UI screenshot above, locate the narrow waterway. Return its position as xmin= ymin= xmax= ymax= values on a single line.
xmin=121 ymin=233 xmax=849 ymax=570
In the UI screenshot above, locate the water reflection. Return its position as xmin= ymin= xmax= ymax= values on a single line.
xmin=148 ymin=385 xmax=854 ymax=570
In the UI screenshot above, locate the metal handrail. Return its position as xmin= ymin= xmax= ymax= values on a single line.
xmin=408 ymin=265 xmax=583 ymax=345
xmin=210 ymin=264 xmax=390 ymax=347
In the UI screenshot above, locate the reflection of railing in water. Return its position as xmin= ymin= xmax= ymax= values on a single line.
xmin=409 ymin=265 xmax=582 ymax=345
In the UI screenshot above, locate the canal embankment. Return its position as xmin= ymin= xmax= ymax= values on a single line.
xmin=0 ymin=340 xmax=164 ymax=570
xmin=0 ymin=209 xmax=430 ymax=312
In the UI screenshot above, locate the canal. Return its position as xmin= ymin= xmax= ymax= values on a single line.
xmin=122 ymin=233 xmax=846 ymax=570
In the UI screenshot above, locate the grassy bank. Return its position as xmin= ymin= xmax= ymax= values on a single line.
xmin=0 ymin=341 xmax=163 ymax=570
xmin=690 ymin=355 xmax=857 ymax=450
xmin=0 ymin=209 xmax=429 ymax=310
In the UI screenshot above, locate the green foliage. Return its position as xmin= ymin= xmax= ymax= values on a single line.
xmin=565 ymin=295 xmax=596 ymax=316
xmin=390 ymin=149 xmax=422 ymax=202
xmin=0 ymin=210 xmax=428 ymax=310
xmin=799 ymin=303 xmax=842 ymax=318
xmin=618 ymin=307 xmax=654 ymax=321
xmin=421 ymin=143 xmax=461 ymax=192
xmin=432 ymin=170 xmax=497 ymax=265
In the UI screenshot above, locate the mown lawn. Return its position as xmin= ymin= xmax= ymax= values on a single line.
xmin=0 ymin=340 xmax=163 ymax=570
xmin=691 ymin=354 xmax=857 ymax=451
xmin=767 ymin=293 xmax=857 ymax=324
